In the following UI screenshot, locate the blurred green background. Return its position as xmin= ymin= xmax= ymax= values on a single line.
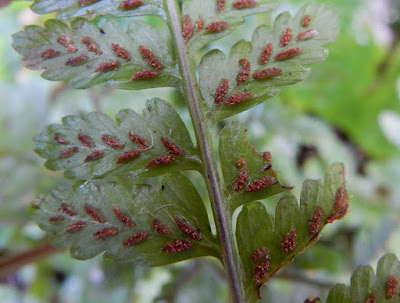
xmin=0 ymin=0 xmax=399 ymax=302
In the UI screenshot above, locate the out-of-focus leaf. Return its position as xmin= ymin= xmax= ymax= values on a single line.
xmin=34 ymin=99 xmax=200 ymax=180
xmin=236 ymin=163 xmax=348 ymax=302
xmin=34 ymin=174 xmax=219 ymax=265
xmin=12 ymin=18 xmax=180 ymax=89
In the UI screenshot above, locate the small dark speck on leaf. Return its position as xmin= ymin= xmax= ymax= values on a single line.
xmin=161 ymin=185 xmax=165 ymax=190
xmin=99 ymin=29 xmax=105 ymax=34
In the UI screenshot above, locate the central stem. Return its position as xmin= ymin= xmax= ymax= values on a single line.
xmin=165 ymin=1 xmax=245 ymax=302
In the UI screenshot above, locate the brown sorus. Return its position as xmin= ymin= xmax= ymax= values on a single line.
xmin=232 ymin=0 xmax=258 ymax=9
xmin=161 ymin=137 xmax=184 ymax=156
xmin=326 ymin=187 xmax=349 ymax=223
xmin=162 ymin=239 xmax=193 ymax=252
xmin=237 ymin=58 xmax=250 ymax=85
xmin=57 ymin=35 xmax=77 ymax=52
xmin=302 ymin=15 xmax=311 ymax=27
xmin=146 ymin=155 xmax=175 ymax=168
xmin=260 ymin=43 xmax=273 ymax=65
xmin=215 ymin=78 xmax=229 ymax=103
xmin=122 ymin=232 xmax=149 ymax=246
xmin=246 ymin=176 xmax=277 ymax=192
xmin=309 ymin=207 xmax=323 ymax=236
xmin=128 ymin=132 xmax=149 ymax=149
xmin=93 ymin=227 xmax=120 ymax=239
xmin=54 ymin=133 xmax=69 ymax=145
xmin=175 ymin=217 xmax=201 ymax=241
xmin=253 ymin=67 xmax=282 ymax=79
xmin=237 ymin=157 xmax=246 ymax=167
xmin=84 ymin=150 xmax=103 ymax=162
xmin=196 ymin=18 xmax=204 ymax=31
xmin=65 ymin=54 xmax=88 ymax=66
xmin=217 ymin=0 xmax=226 ymax=13
xmin=182 ymin=15 xmax=194 ymax=44
xmin=111 ymin=43 xmax=131 ymax=61
xmin=59 ymin=147 xmax=78 ymax=158
xmin=116 ymin=150 xmax=140 ymax=164
xmin=112 ymin=205 xmax=136 ymax=227
xmin=275 ymin=47 xmax=303 ymax=61
xmin=280 ymin=28 xmax=292 ymax=47
xmin=78 ymin=134 xmax=94 ymax=148
xmin=304 ymin=296 xmax=321 ymax=303
xmin=84 ymin=204 xmax=105 ymax=223
xmin=49 ymin=215 xmax=64 ymax=222
xmin=225 ymin=92 xmax=254 ymax=105
xmin=254 ymin=253 xmax=271 ymax=283
xmin=131 ymin=69 xmax=159 ymax=81
xmin=41 ymin=49 xmax=61 ymax=59
xmin=206 ymin=21 xmax=228 ymax=32
xmin=386 ymin=274 xmax=398 ymax=298
xmin=234 ymin=168 xmax=248 ymax=192
xmin=297 ymin=29 xmax=319 ymax=41
xmin=365 ymin=293 xmax=376 ymax=303
xmin=94 ymin=60 xmax=120 ymax=72
xmin=139 ymin=45 xmax=163 ymax=70
xmin=66 ymin=221 xmax=86 ymax=233
xmin=151 ymin=218 xmax=170 ymax=235
xmin=101 ymin=134 xmax=124 ymax=149
xmin=252 ymin=247 xmax=269 ymax=262
xmin=119 ymin=0 xmax=143 ymax=10
xmin=81 ymin=36 xmax=102 ymax=55
xmin=59 ymin=203 xmax=77 ymax=216
xmin=79 ymin=0 xmax=100 ymax=5
xmin=263 ymin=151 xmax=271 ymax=163
xmin=282 ymin=228 xmax=297 ymax=253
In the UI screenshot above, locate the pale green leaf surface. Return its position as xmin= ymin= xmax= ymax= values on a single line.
xmin=34 ymin=174 xmax=219 ymax=265
xmin=219 ymin=122 xmax=291 ymax=212
xmin=236 ymin=163 xmax=348 ymax=302
xmin=34 ymin=99 xmax=200 ymax=180
xmin=12 ymin=18 xmax=180 ymax=89
xmin=199 ymin=3 xmax=338 ymax=123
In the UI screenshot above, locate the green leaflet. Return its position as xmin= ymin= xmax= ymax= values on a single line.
xmin=34 ymin=99 xmax=200 ymax=179
xmin=236 ymin=163 xmax=348 ymax=302
xmin=219 ymin=122 xmax=291 ymax=212
xmin=199 ymin=3 xmax=338 ymax=123
xmin=12 ymin=18 xmax=180 ymax=89
xmin=33 ymin=174 xmax=219 ymax=264
xmin=30 ymin=0 xmax=166 ymax=20
xmin=327 ymin=254 xmax=400 ymax=303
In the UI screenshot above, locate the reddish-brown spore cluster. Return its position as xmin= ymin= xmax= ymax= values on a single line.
xmin=246 ymin=176 xmax=277 ymax=192
xmin=59 ymin=203 xmax=77 ymax=216
xmin=129 ymin=132 xmax=149 ymax=149
xmin=206 ymin=21 xmax=228 ymax=32
xmin=215 ymin=78 xmax=229 ymax=104
xmin=122 ymin=232 xmax=149 ymax=246
xmin=275 ymin=48 xmax=303 ymax=61
xmin=49 ymin=215 xmax=64 ymax=222
xmin=101 ymin=134 xmax=124 ymax=149
xmin=84 ymin=204 xmax=105 ymax=223
xmin=232 ymin=0 xmax=258 ymax=9
xmin=175 ymin=217 xmax=201 ymax=241
xmin=79 ymin=0 xmax=100 ymax=6
xmin=237 ymin=157 xmax=246 ymax=167
xmin=225 ymin=92 xmax=254 ymax=105
xmin=94 ymin=60 xmax=120 ymax=72
xmin=84 ymin=150 xmax=103 ymax=162
xmin=297 ymin=29 xmax=319 ymax=41
xmin=252 ymin=247 xmax=269 ymax=262
xmin=217 ymin=0 xmax=226 ymax=12
xmin=280 ymin=28 xmax=292 ymax=47
xmin=235 ymin=168 xmax=248 ymax=192
xmin=119 ymin=0 xmax=143 ymax=10
xmin=151 ymin=218 xmax=170 ymax=235
xmin=365 ymin=293 xmax=376 ymax=303
xmin=111 ymin=43 xmax=131 ymax=61
xmin=131 ymin=69 xmax=159 ymax=81
xmin=57 ymin=35 xmax=77 ymax=52
xmin=263 ymin=151 xmax=271 ymax=163
xmin=161 ymin=137 xmax=184 ymax=156
xmin=54 ymin=133 xmax=69 ymax=145
xmin=139 ymin=45 xmax=163 ymax=70
xmin=309 ymin=206 xmax=323 ymax=236
xmin=282 ymin=228 xmax=297 ymax=253
xmin=65 ymin=54 xmax=88 ymax=66
xmin=302 ymin=15 xmax=311 ymax=27
xmin=162 ymin=239 xmax=193 ymax=252
xmin=66 ymin=221 xmax=86 ymax=233
xmin=326 ymin=187 xmax=349 ymax=223
xmin=59 ymin=147 xmax=78 ymax=158
xmin=253 ymin=67 xmax=282 ymax=79
xmin=81 ymin=36 xmax=102 ymax=55
xmin=93 ymin=227 xmax=120 ymax=239
xmin=260 ymin=43 xmax=273 ymax=65
xmin=386 ymin=274 xmax=398 ymax=299
xmin=78 ymin=134 xmax=94 ymax=148
xmin=146 ymin=155 xmax=175 ymax=168
xmin=196 ymin=18 xmax=204 ymax=31
xmin=182 ymin=15 xmax=194 ymax=44
xmin=252 ymin=247 xmax=270 ymax=283
xmin=41 ymin=49 xmax=61 ymax=59
xmin=116 ymin=150 xmax=140 ymax=164
xmin=304 ymin=296 xmax=321 ymax=303
xmin=237 ymin=58 xmax=250 ymax=85
xmin=112 ymin=205 xmax=136 ymax=227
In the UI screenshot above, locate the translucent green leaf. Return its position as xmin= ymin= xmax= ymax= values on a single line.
xmin=34 ymin=99 xmax=200 ymax=180
xmin=199 ymin=3 xmax=338 ymax=123
xmin=327 ymin=254 xmax=400 ymax=303
xmin=236 ymin=163 xmax=348 ymax=302
xmin=30 ymin=0 xmax=165 ymax=20
xmin=219 ymin=122 xmax=291 ymax=212
xmin=12 ymin=18 xmax=180 ymax=89
xmin=182 ymin=0 xmax=279 ymax=53
xmin=33 ymin=174 xmax=220 ymax=265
